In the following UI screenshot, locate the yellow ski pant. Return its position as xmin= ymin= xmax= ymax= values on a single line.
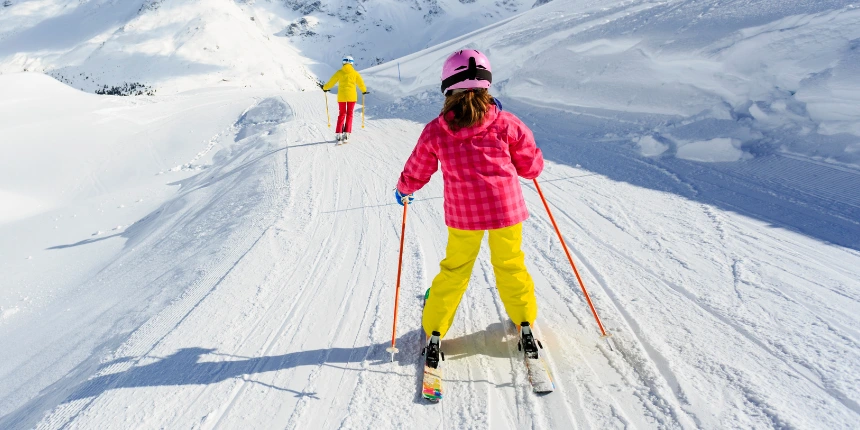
xmin=423 ymin=223 xmax=537 ymax=338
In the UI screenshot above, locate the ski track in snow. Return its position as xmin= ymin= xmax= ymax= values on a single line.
xmin=0 ymin=89 xmax=858 ymax=429
xmin=2 ymin=0 xmax=860 ymax=427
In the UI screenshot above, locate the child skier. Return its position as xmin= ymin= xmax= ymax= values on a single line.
xmin=395 ymin=50 xmax=545 ymax=369
xmin=321 ymin=55 xmax=368 ymax=143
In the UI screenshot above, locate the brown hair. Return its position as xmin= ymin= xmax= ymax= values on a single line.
xmin=441 ymin=89 xmax=493 ymax=131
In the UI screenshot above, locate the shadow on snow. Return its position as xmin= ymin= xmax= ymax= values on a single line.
xmin=62 ymin=323 xmax=518 ymax=404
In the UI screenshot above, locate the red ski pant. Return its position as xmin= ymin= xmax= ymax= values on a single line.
xmin=336 ymin=102 xmax=356 ymax=133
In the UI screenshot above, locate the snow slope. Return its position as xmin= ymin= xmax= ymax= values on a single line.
xmin=3 ymin=83 xmax=860 ymax=429
xmin=0 ymin=0 xmax=532 ymax=94
xmin=2 ymin=0 xmax=860 ymax=428
xmin=0 ymin=0 xmax=318 ymax=93
xmin=0 ymin=73 xmax=288 ymax=424
xmin=0 ymin=72 xmax=264 ymax=310
xmin=365 ymin=0 xmax=860 ymax=167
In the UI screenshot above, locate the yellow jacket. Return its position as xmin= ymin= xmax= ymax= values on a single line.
xmin=323 ymin=64 xmax=367 ymax=102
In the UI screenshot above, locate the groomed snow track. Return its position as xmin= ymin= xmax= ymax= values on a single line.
xmin=1 ymin=91 xmax=858 ymax=429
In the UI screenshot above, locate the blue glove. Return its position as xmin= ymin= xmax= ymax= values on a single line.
xmin=394 ymin=189 xmax=414 ymax=206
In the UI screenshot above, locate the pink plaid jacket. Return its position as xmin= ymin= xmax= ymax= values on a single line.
xmin=397 ymin=104 xmax=544 ymax=230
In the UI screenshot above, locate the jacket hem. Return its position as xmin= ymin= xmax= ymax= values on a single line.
xmin=445 ymin=214 xmax=529 ymax=231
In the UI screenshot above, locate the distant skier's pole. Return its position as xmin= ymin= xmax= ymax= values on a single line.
xmin=387 ymin=199 xmax=409 ymax=361
xmin=533 ymin=178 xmax=610 ymax=340
xmin=398 ymin=63 xmax=401 ymax=82
xmin=324 ymin=91 xmax=331 ymax=128
xmin=361 ymin=92 xmax=366 ymax=129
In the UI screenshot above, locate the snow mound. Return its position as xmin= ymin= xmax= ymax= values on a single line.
xmin=676 ymin=138 xmax=747 ymax=163
xmin=636 ymin=135 xmax=669 ymax=157
xmin=0 ymin=72 xmax=85 ymax=99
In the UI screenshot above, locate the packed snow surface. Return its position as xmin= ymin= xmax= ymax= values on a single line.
xmin=2 ymin=0 xmax=860 ymax=429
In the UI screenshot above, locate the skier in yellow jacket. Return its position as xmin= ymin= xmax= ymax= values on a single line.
xmin=321 ymin=55 xmax=368 ymax=143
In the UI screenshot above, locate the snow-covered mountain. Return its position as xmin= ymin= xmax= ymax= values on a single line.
xmin=274 ymin=0 xmax=531 ymax=67
xmin=1 ymin=0 xmax=859 ymax=428
xmin=0 ymin=0 xmax=318 ymax=93
xmin=0 ymin=0 xmax=531 ymax=94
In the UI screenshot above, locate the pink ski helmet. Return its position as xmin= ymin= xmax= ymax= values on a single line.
xmin=440 ymin=49 xmax=492 ymax=94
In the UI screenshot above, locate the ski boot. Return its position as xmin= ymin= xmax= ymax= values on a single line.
xmin=518 ymin=322 xmax=543 ymax=359
xmin=422 ymin=331 xmax=445 ymax=369
xmin=342 ymin=132 xmax=350 ymax=143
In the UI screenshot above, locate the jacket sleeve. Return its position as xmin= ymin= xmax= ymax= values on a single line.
xmin=508 ymin=116 xmax=544 ymax=180
xmin=396 ymin=125 xmax=438 ymax=195
xmin=356 ymin=72 xmax=367 ymax=93
xmin=322 ymin=71 xmax=342 ymax=91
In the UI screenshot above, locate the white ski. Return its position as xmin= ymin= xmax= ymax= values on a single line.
xmin=524 ymin=355 xmax=555 ymax=394
xmin=421 ymin=331 xmax=444 ymax=402
xmin=519 ymin=322 xmax=555 ymax=394
xmin=421 ymin=365 xmax=443 ymax=402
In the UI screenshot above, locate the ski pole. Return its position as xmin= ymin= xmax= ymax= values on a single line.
xmin=324 ymin=91 xmax=331 ymax=128
xmin=387 ymin=198 xmax=409 ymax=362
xmin=361 ymin=92 xmax=366 ymax=129
xmin=533 ymin=178 xmax=611 ymax=340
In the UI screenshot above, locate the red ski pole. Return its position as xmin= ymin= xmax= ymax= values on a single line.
xmin=386 ymin=199 xmax=409 ymax=361
xmin=533 ymin=178 xmax=610 ymax=339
